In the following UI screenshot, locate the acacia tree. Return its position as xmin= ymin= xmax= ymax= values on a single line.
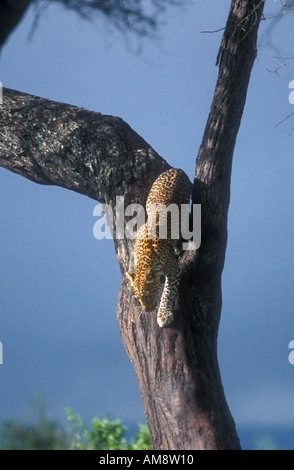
xmin=0 ymin=0 xmax=267 ymax=450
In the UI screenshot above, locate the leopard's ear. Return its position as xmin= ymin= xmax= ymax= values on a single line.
xmin=126 ymin=272 xmax=135 ymax=286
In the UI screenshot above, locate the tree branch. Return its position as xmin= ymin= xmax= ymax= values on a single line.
xmin=0 ymin=87 xmax=170 ymax=273
xmin=196 ymin=0 xmax=265 ymax=231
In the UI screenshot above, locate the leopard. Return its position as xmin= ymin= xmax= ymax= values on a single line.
xmin=126 ymin=168 xmax=192 ymax=327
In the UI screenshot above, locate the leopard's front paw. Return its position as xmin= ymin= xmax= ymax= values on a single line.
xmin=157 ymin=310 xmax=174 ymax=328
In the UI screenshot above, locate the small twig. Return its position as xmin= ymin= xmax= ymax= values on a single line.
xmin=273 ymin=55 xmax=294 ymax=60
xmin=287 ymin=126 xmax=294 ymax=137
xmin=274 ymin=112 xmax=294 ymax=129
xmin=274 ymin=114 xmax=294 ymax=139
xmin=201 ymin=26 xmax=225 ymax=34
xmin=263 ymin=3 xmax=294 ymax=21
xmin=266 ymin=62 xmax=294 ymax=77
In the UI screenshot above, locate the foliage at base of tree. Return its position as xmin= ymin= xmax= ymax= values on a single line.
xmin=65 ymin=408 xmax=152 ymax=450
xmin=0 ymin=395 xmax=152 ymax=450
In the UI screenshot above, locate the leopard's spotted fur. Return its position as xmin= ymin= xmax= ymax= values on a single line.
xmin=126 ymin=168 xmax=192 ymax=327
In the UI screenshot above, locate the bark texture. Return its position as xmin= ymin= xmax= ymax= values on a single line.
xmin=0 ymin=0 xmax=265 ymax=450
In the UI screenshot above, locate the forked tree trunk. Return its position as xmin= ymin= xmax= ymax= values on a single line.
xmin=0 ymin=0 xmax=265 ymax=450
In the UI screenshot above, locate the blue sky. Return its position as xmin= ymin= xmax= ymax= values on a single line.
xmin=1 ymin=0 xmax=294 ymax=446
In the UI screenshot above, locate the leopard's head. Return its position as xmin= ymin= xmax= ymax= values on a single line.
xmin=126 ymin=264 xmax=162 ymax=312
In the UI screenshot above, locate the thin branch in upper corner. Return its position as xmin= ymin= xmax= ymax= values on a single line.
xmin=261 ymin=0 xmax=294 ymax=52
xmin=266 ymin=62 xmax=294 ymax=78
xmin=201 ymin=26 xmax=225 ymax=34
xmin=274 ymin=112 xmax=294 ymax=138
xmin=273 ymin=55 xmax=294 ymax=60
xmin=274 ymin=112 xmax=294 ymax=129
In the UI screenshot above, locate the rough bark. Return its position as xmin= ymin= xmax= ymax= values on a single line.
xmin=0 ymin=0 xmax=265 ymax=450
xmin=0 ymin=88 xmax=170 ymax=273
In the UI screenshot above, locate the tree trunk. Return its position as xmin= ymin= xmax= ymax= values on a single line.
xmin=0 ymin=0 xmax=265 ymax=450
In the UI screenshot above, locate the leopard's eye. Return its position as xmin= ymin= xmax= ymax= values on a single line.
xmin=146 ymin=269 xmax=154 ymax=282
xmin=147 ymin=272 xmax=154 ymax=282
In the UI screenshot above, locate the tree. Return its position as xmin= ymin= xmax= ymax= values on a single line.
xmin=0 ymin=0 xmax=266 ymax=450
